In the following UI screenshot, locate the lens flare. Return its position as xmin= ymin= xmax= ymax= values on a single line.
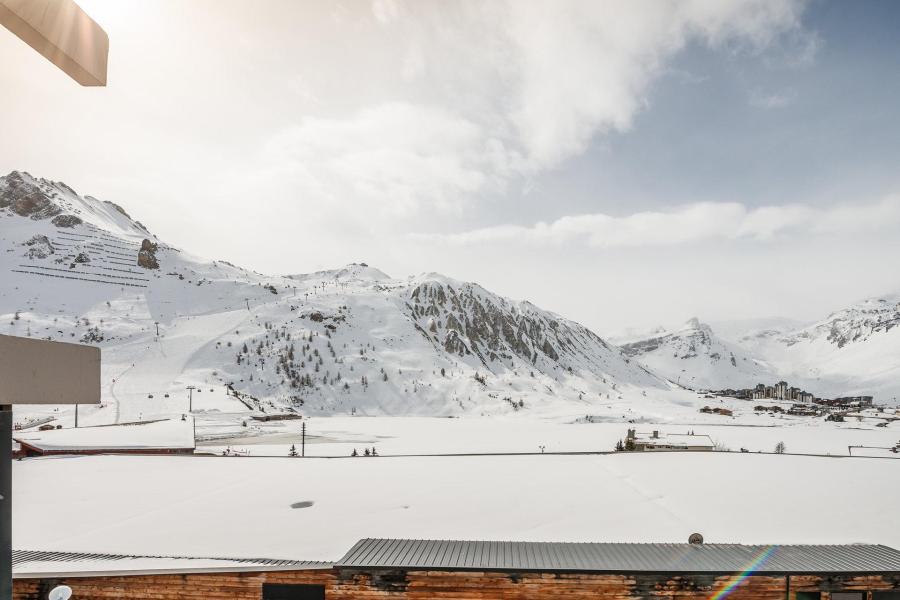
xmin=709 ymin=546 xmax=777 ymax=600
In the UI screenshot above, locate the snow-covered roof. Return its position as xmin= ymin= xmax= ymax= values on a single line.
xmin=12 ymin=549 xmax=330 ymax=578
xmin=13 ymin=418 xmax=194 ymax=452
xmin=633 ymin=432 xmax=716 ymax=448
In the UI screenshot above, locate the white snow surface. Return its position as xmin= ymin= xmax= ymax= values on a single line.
xmin=13 ymin=452 xmax=900 ymax=561
xmin=13 ymin=418 xmax=194 ymax=451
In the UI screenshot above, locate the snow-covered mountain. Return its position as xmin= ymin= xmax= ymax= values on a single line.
xmin=1 ymin=171 xmax=675 ymax=424
xmin=618 ymin=318 xmax=776 ymax=390
xmin=740 ymin=296 xmax=900 ymax=403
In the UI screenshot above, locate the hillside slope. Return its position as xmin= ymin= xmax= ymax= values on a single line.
xmin=1 ymin=171 xmax=679 ymax=426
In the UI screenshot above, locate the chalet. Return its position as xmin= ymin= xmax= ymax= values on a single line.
xmin=626 ymin=428 xmax=715 ymax=452
xmin=12 ymin=539 xmax=900 ymax=600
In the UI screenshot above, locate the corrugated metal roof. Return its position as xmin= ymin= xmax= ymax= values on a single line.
xmin=13 ymin=549 xmax=332 ymax=577
xmin=336 ymin=539 xmax=900 ymax=574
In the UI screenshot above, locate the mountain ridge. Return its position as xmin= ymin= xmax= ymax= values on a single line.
xmin=0 ymin=171 xmax=673 ymax=423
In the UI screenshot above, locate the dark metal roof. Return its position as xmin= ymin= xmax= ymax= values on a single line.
xmin=336 ymin=539 xmax=900 ymax=574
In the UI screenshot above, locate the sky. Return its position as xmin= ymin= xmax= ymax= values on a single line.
xmin=3 ymin=0 xmax=900 ymax=336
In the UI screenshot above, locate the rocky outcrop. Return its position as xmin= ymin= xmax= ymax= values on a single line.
xmin=0 ymin=171 xmax=61 ymax=220
xmin=137 ymin=239 xmax=160 ymax=269
xmin=51 ymin=214 xmax=83 ymax=228
xmin=409 ymin=279 xmax=572 ymax=368
xmin=22 ymin=235 xmax=55 ymax=259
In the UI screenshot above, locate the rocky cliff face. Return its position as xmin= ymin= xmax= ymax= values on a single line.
xmin=409 ymin=279 xmax=566 ymax=367
xmin=138 ymin=239 xmax=160 ymax=269
xmin=0 ymin=171 xmax=63 ymax=220
xmin=773 ymin=296 xmax=900 ymax=349
xmin=404 ymin=275 xmax=663 ymax=391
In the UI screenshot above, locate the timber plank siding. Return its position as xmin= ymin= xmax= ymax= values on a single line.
xmin=14 ymin=542 xmax=900 ymax=599
xmin=13 ymin=569 xmax=337 ymax=600
xmin=13 ymin=571 xmax=900 ymax=600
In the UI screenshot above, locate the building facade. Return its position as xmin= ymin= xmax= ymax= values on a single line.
xmin=14 ymin=540 xmax=900 ymax=600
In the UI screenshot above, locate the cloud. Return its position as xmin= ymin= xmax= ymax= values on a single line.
xmin=412 ymin=196 xmax=900 ymax=248
xmin=260 ymin=0 xmax=811 ymax=216
xmin=265 ymin=103 xmax=517 ymax=217
xmin=496 ymin=0 xmax=810 ymax=167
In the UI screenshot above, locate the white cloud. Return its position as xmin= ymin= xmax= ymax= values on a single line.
xmin=498 ymin=0 xmax=809 ymax=167
xmin=265 ymin=103 xmax=515 ymax=217
xmin=257 ymin=0 xmax=812 ymax=215
xmin=413 ymin=196 xmax=900 ymax=248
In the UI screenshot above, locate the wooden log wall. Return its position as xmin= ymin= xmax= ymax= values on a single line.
xmin=13 ymin=569 xmax=900 ymax=600
xmin=12 ymin=569 xmax=336 ymax=600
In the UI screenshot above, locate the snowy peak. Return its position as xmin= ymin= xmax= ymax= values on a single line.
xmin=619 ymin=318 xmax=773 ymax=390
xmin=778 ymin=295 xmax=900 ymax=349
xmin=0 ymin=171 xmax=150 ymax=238
xmin=287 ymin=263 xmax=391 ymax=283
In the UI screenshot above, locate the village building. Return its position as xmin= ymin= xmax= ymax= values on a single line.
xmin=625 ymin=428 xmax=715 ymax=451
xmin=714 ymin=381 xmax=869 ymax=408
xmin=12 ymin=539 xmax=900 ymax=600
xmin=788 ymin=404 xmax=821 ymax=417
xmin=12 ymin=418 xmax=195 ymax=457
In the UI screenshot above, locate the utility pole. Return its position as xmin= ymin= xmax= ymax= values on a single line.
xmin=301 ymin=421 xmax=306 ymax=457
xmin=186 ymin=385 xmax=196 ymax=412
xmin=0 ymin=404 xmax=10 ymax=600
xmin=74 ymin=403 xmax=78 ymax=428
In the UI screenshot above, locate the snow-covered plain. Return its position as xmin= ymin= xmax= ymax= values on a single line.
xmin=195 ymin=414 xmax=900 ymax=458
xmin=13 ymin=452 xmax=900 ymax=561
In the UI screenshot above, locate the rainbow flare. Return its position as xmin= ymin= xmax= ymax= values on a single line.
xmin=709 ymin=546 xmax=778 ymax=600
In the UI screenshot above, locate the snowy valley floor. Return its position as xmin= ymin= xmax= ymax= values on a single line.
xmin=194 ymin=415 xmax=900 ymax=458
xmin=13 ymin=451 xmax=899 ymax=562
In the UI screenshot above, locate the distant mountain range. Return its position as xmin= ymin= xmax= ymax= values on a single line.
xmin=2 ymin=170 xmax=898 ymax=423
xmin=616 ymin=304 xmax=900 ymax=402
